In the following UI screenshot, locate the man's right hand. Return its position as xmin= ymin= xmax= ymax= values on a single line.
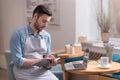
xmin=33 ymin=58 xmax=51 ymax=67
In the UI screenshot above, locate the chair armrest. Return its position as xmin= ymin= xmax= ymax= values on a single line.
xmin=50 ymin=64 xmax=63 ymax=80
xmin=58 ymin=52 xmax=84 ymax=80
xmin=9 ymin=61 xmax=16 ymax=80
xmin=58 ymin=52 xmax=84 ymax=58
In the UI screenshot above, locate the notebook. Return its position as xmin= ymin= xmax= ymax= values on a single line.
xmin=64 ymin=55 xmax=88 ymax=70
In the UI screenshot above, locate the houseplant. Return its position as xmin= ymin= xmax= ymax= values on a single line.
xmin=97 ymin=0 xmax=111 ymax=43
xmin=97 ymin=0 xmax=114 ymax=65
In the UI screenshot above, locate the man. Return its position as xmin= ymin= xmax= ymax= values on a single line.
xmin=10 ymin=5 xmax=59 ymax=80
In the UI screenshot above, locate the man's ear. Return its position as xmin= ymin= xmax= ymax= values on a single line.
xmin=33 ymin=13 xmax=38 ymax=19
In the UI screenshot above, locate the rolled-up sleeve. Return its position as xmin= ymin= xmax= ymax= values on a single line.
xmin=10 ymin=30 xmax=25 ymax=67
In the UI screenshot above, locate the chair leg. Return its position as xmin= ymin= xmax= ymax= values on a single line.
xmin=63 ymin=71 xmax=68 ymax=80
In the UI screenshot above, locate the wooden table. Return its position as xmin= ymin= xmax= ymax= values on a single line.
xmin=67 ymin=61 xmax=120 ymax=75
xmin=58 ymin=53 xmax=120 ymax=80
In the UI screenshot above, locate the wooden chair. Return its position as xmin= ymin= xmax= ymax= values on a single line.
xmin=103 ymin=53 xmax=120 ymax=79
xmin=58 ymin=52 xmax=84 ymax=80
xmin=88 ymin=50 xmax=120 ymax=80
xmin=89 ymin=50 xmax=105 ymax=60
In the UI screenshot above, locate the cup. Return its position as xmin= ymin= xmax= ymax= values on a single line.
xmin=65 ymin=44 xmax=71 ymax=53
xmin=100 ymin=57 xmax=109 ymax=67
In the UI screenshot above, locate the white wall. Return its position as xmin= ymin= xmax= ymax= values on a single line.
xmin=1 ymin=0 xmax=26 ymax=52
xmin=76 ymin=0 xmax=99 ymax=42
xmin=89 ymin=0 xmax=100 ymax=41
xmin=76 ymin=0 xmax=91 ymax=41
xmin=48 ymin=0 xmax=99 ymax=49
xmin=0 ymin=0 xmax=3 ymax=53
xmin=0 ymin=0 xmax=26 ymax=69
xmin=46 ymin=0 xmax=76 ymax=49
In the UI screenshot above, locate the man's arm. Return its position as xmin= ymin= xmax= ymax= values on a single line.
xmin=10 ymin=29 xmax=47 ymax=68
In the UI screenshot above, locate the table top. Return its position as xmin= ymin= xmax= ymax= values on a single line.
xmin=57 ymin=52 xmax=84 ymax=58
xmin=67 ymin=61 xmax=120 ymax=75
xmin=57 ymin=51 xmax=120 ymax=75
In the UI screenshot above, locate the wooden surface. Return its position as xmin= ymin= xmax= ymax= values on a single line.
xmin=89 ymin=75 xmax=118 ymax=80
xmin=57 ymin=52 xmax=84 ymax=58
xmin=51 ymin=49 xmax=65 ymax=54
xmin=67 ymin=61 xmax=120 ymax=75
xmin=58 ymin=52 xmax=120 ymax=80
xmin=58 ymin=52 xmax=84 ymax=80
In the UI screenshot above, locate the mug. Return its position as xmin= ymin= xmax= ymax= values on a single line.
xmin=100 ymin=57 xmax=109 ymax=67
xmin=65 ymin=44 xmax=71 ymax=53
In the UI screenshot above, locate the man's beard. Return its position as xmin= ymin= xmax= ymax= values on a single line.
xmin=34 ymin=20 xmax=42 ymax=32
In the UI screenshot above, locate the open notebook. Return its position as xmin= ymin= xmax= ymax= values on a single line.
xmin=64 ymin=55 xmax=89 ymax=70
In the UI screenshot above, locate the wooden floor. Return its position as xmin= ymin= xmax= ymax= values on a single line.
xmin=0 ymin=68 xmax=8 ymax=80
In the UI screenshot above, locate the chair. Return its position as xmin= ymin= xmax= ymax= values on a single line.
xmin=89 ymin=50 xmax=105 ymax=60
xmin=50 ymin=64 xmax=63 ymax=80
xmin=88 ymin=50 xmax=120 ymax=79
xmin=4 ymin=51 xmax=16 ymax=80
xmin=58 ymin=52 xmax=84 ymax=80
xmin=103 ymin=53 xmax=120 ymax=79
xmin=4 ymin=51 xmax=63 ymax=80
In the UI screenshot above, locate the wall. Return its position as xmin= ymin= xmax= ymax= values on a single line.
xmin=0 ymin=0 xmax=26 ymax=69
xmin=89 ymin=0 xmax=100 ymax=41
xmin=1 ymin=0 xmax=26 ymax=52
xmin=0 ymin=0 xmax=3 ymax=53
xmin=76 ymin=0 xmax=99 ymax=42
xmin=76 ymin=0 xmax=91 ymax=41
xmin=46 ymin=0 xmax=76 ymax=49
xmin=48 ymin=0 xmax=99 ymax=49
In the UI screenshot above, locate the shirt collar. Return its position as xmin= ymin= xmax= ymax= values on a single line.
xmin=27 ymin=24 xmax=33 ymax=35
xmin=27 ymin=24 xmax=44 ymax=36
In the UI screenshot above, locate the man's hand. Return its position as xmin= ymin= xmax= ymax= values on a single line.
xmin=44 ymin=54 xmax=58 ymax=68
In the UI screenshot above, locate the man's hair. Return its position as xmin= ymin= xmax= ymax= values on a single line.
xmin=33 ymin=5 xmax=52 ymax=17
